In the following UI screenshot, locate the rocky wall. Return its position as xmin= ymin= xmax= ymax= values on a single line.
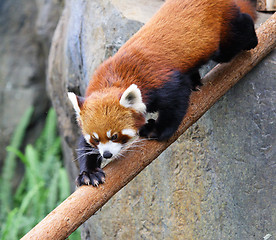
xmin=47 ymin=1 xmax=275 ymax=239
xmin=0 ymin=0 xmax=63 ymax=166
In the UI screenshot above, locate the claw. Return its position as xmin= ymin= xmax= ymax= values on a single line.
xmin=76 ymin=169 xmax=106 ymax=187
xmin=91 ymin=179 xmax=99 ymax=187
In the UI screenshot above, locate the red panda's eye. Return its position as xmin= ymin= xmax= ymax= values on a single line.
xmin=93 ymin=138 xmax=99 ymax=144
xmin=111 ymin=134 xmax=118 ymax=141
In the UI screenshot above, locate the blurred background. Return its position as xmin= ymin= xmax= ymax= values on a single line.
xmin=0 ymin=0 xmax=275 ymax=239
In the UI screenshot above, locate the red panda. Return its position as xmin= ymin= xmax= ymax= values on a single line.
xmin=68 ymin=0 xmax=258 ymax=186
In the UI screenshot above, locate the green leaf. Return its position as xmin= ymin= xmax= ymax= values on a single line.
xmin=0 ymin=208 xmax=19 ymax=240
xmin=0 ymin=107 xmax=72 ymax=239
xmin=0 ymin=107 xmax=34 ymax=219
xmin=46 ymin=170 xmax=60 ymax=212
xmin=58 ymin=168 xmax=71 ymax=203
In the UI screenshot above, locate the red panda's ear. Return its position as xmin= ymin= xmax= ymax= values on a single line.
xmin=67 ymin=92 xmax=85 ymax=116
xmin=119 ymin=84 xmax=146 ymax=114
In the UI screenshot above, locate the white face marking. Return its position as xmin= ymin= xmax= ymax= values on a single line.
xmin=92 ymin=132 xmax=99 ymax=140
xmin=106 ymin=130 xmax=112 ymax=138
xmin=122 ymin=129 xmax=137 ymax=138
xmin=84 ymin=134 xmax=91 ymax=144
xmin=98 ymin=141 xmax=123 ymax=159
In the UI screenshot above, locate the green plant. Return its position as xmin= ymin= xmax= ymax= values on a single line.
xmin=0 ymin=108 xmax=80 ymax=240
xmin=0 ymin=107 xmax=34 ymax=218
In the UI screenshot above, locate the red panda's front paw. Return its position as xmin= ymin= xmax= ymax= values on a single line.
xmin=139 ymin=119 xmax=177 ymax=141
xmin=139 ymin=119 xmax=158 ymax=139
xmin=76 ymin=169 xmax=105 ymax=187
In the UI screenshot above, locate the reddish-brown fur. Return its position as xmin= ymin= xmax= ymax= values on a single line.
xmin=72 ymin=0 xmax=257 ymax=186
xmin=86 ymin=0 xmax=256 ymax=96
xmin=82 ymin=0 xmax=256 ymax=135
xmin=80 ymin=87 xmax=145 ymax=143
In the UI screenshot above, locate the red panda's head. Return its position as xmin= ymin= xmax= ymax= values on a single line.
xmin=68 ymin=84 xmax=146 ymax=160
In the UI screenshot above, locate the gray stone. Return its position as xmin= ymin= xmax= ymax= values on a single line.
xmin=47 ymin=1 xmax=275 ymax=238
xmin=0 ymin=0 xmax=63 ymax=166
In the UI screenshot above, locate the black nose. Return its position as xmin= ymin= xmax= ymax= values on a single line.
xmin=103 ymin=151 xmax=113 ymax=159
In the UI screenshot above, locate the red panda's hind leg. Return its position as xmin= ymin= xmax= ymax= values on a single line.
xmin=212 ymin=12 xmax=258 ymax=63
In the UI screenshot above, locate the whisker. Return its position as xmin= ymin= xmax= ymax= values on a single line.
xmin=72 ymin=152 xmax=89 ymax=162
xmin=72 ymin=150 xmax=99 ymax=162
xmin=114 ymin=152 xmax=125 ymax=160
xmin=75 ymin=147 xmax=99 ymax=153
xmin=127 ymin=140 xmax=147 ymax=149
xmin=75 ymin=147 xmax=98 ymax=152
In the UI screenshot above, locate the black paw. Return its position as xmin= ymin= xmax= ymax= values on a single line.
xmin=192 ymin=81 xmax=203 ymax=91
xmin=139 ymin=119 xmax=158 ymax=139
xmin=190 ymin=71 xmax=203 ymax=91
xmin=76 ymin=168 xmax=105 ymax=187
xmin=139 ymin=119 xmax=175 ymax=141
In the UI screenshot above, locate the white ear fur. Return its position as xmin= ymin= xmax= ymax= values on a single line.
xmin=68 ymin=92 xmax=81 ymax=116
xmin=119 ymin=84 xmax=146 ymax=114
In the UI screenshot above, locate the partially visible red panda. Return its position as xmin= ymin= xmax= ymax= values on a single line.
xmin=68 ymin=0 xmax=258 ymax=186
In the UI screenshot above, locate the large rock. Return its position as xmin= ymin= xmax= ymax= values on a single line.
xmin=0 ymin=0 xmax=63 ymax=166
xmin=47 ymin=1 xmax=275 ymax=239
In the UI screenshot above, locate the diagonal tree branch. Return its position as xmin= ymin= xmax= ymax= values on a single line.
xmin=21 ymin=13 xmax=276 ymax=240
